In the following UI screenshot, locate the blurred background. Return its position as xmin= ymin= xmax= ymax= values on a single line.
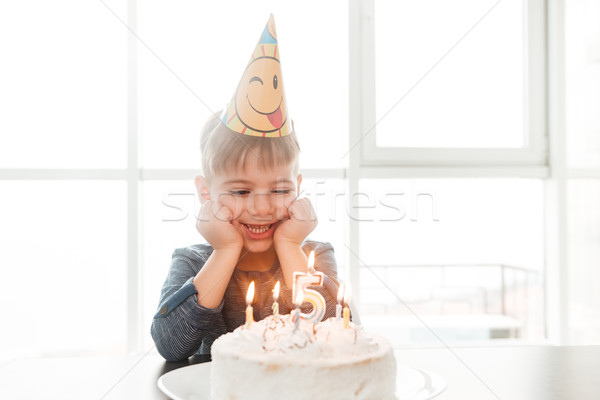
xmin=1 ymin=0 xmax=599 ymax=361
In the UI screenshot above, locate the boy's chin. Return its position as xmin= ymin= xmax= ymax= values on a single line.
xmin=243 ymin=238 xmax=274 ymax=254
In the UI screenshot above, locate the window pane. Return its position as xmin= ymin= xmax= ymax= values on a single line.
xmin=302 ymin=179 xmax=349 ymax=280
xmin=0 ymin=1 xmax=127 ymax=168
xmin=565 ymin=0 xmax=600 ymax=168
xmin=358 ymin=178 xmax=544 ymax=267
xmin=0 ymin=181 xmax=127 ymax=361
xmin=567 ymin=180 xmax=600 ymax=344
xmin=141 ymin=180 xmax=200 ymax=350
xmin=141 ymin=178 xmax=348 ymax=348
xmin=374 ymin=0 xmax=525 ymax=148
xmin=139 ymin=1 xmax=348 ymax=169
xmin=356 ymin=178 xmax=545 ymax=344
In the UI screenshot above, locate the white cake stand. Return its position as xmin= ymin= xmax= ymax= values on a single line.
xmin=158 ymin=362 xmax=446 ymax=400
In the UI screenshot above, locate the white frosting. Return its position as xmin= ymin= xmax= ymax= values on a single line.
xmin=219 ymin=315 xmax=379 ymax=358
xmin=210 ymin=315 xmax=397 ymax=400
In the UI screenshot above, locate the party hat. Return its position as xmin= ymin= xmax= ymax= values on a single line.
xmin=220 ymin=14 xmax=292 ymax=137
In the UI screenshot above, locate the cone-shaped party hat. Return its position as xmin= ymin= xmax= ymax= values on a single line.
xmin=220 ymin=14 xmax=292 ymax=137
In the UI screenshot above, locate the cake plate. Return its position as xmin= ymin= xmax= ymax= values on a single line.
xmin=158 ymin=362 xmax=446 ymax=400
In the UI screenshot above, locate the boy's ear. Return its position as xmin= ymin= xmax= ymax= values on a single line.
xmin=195 ymin=176 xmax=211 ymax=203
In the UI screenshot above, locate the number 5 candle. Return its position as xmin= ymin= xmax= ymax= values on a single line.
xmin=292 ymin=251 xmax=326 ymax=323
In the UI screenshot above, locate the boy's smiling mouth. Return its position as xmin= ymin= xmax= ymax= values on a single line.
xmin=240 ymin=222 xmax=278 ymax=240
xmin=244 ymin=223 xmax=272 ymax=234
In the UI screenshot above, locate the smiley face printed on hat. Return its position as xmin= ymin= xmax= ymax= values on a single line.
xmin=234 ymin=57 xmax=288 ymax=133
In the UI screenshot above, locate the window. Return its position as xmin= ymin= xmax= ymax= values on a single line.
xmin=0 ymin=1 xmax=127 ymax=169
xmin=564 ymin=0 xmax=600 ymax=344
xmin=375 ymin=1 xmax=526 ymax=149
xmin=357 ymin=0 xmax=547 ymax=166
xmin=355 ymin=178 xmax=545 ymax=344
xmin=349 ymin=0 xmax=549 ymax=344
xmin=0 ymin=1 xmax=129 ymax=362
xmin=0 ymin=181 xmax=127 ymax=359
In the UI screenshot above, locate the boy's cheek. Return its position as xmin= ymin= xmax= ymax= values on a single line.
xmin=215 ymin=193 xmax=244 ymax=219
xmin=275 ymin=205 xmax=290 ymax=221
xmin=283 ymin=194 xmax=298 ymax=209
xmin=215 ymin=192 xmax=235 ymax=206
xmin=229 ymin=208 xmax=244 ymax=221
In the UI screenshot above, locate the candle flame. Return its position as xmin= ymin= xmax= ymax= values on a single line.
xmin=246 ymin=281 xmax=255 ymax=305
xmin=273 ymin=281 xmax=280 ymax=301
xmin=294 ymin=288 xmax=304 ymax=307
xmin=307 ymin=251 xmax=315 ymax=274
xmin=337 ymin=283 xmax=345 ymax=304
xmin=343 ymin=283 xmax=352 ymax=306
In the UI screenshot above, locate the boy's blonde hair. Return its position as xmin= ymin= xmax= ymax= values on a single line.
xmin=200 ymin=112 xmax=301 ymax=181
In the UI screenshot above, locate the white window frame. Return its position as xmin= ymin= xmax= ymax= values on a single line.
xmin=356 ymin=0 xmax=548 ymax=169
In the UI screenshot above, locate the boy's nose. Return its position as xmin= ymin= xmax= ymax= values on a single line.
xmin=248 ymin=193 xmax=273 ymax=216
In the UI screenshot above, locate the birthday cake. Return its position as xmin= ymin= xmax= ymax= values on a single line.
xmin=210 ymin=314 xmax=397 ymax=400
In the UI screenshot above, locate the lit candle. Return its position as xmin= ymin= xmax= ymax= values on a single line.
xmin=272 ymin=281 xmax=280 ymax=318
xmin=293 ymin=288 xmax=303 ymax=332
xmin=336 ymin=283 xmax=344 ymax=321
xmin=343 ymin=283 xmax=352 ymax=329
xmin=292 ymin=251 xmax=326 ymax=323
xmin=245 ymin=281 xmax=255 ymax=328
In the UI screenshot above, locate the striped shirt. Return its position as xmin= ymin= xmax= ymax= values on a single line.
xmin=151 ymin=241 xmax=340 ymax=361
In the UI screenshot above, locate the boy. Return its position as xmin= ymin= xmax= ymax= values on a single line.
xmin=151 ymin=15 xmax=339 ymax=362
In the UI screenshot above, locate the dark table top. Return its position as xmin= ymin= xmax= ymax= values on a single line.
xmin=1 ymin=345 xmax=599 ymax=399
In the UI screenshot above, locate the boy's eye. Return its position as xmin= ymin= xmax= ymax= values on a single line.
xmin=230 ymin=190 xmax=251 ymax=196
xmin=272 ymin=189 xmax=291 ymax=194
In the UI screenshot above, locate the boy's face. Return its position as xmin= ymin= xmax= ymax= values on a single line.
xmin=203 ymin=158 xmax=301 ymax=254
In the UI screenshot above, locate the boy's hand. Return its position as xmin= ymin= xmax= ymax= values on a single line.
xmin=196 ymin=200 xmax=243 ymax=252
xmin=273 ymin=197 xmax=317 ymax=248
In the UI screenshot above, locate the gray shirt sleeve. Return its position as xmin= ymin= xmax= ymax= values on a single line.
xmin=150 ymin=245 xmax=228 ymax=361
